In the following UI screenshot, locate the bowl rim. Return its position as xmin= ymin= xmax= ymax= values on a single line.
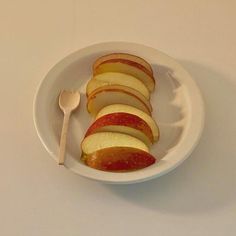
xmin=33 ymin=41 xmax=205 ymax=184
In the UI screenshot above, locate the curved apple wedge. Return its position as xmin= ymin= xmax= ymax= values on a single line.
xmin=87 ymin=85 xmax=152 ymax=116
xmin=86 ymin=72 xmax=150 ymax=99
xmin=96 ymin=104 xmax=160 ymax=141
xmin=93 ymin=59 xmax=155 ymax=92
xmin=83 ymin=147 xmax=156 ymax=171
xmin=81 ymin=132 xmax=149 ymax=155
xmin=93 ymin=53 xmax=153 ymax=75
xmin=85 ymin=112 xmax=154 ymax=146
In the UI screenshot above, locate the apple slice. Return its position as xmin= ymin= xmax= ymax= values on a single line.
xmin=83 ymin=147 xmax=156 ymax=171
xmin=93 ymin=59 xmax=155 ymax=92
xmin=87 ymin=85 xmax=152 ymax=116
xmin=86 ymin=72 xmax=150 ymax=99
xmin=93 ymin=53 xmax=153 ymax=75
xmin=85 ymin=112 xmax=154 ymax=146
xmin=81 ymin=132 xmax=149 ymax=155
xmin=96 ymin=104 xmax=159 ymax=141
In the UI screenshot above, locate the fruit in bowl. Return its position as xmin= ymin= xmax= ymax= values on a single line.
xmin=93 ymin=53 xmax=155 ymax=92
xmin=81 ymin=53 xmax=159 ymax=172
xmin=84 ymin=147 xmax=156 ymax=172
xmin=85 ymin=112 xmax=154 ymax=146
xmin=87 ymin=84 xmax=152 ymax=117
xmin=96 ymin=104 xmax=160 ymax=141
xmin=86 ymin=72 xmax=150 ymax=99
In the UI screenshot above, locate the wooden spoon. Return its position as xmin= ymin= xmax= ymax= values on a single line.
xmin=58 ymin=90 xmax=80 ymax=165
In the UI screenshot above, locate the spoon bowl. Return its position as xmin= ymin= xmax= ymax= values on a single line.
xmin=59 ymin=90 xmax=80 ymax=112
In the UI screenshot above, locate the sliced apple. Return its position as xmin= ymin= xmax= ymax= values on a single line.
xmin=93 ymin=59 xmax=155 ymax=92
xmin=83 ymin=147 xmax=156 ymax=171
xmin=96 ymin=104 xmax=159 ymax=141
xmin=85 ymin=112 xmax=154 ymax=146
xmin=81 ymin=132 xmax=149 ymax=155
xmin=87 ymin=85 xmax=152 ymax=116
xmin=93 ymin=53 xmax=153 ymax=75
xmin=86 ymin=72 xmax=150 ymax=99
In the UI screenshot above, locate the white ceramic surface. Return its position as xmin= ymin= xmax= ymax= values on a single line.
xmin=33 ymin=42 xmax=204 ymax=184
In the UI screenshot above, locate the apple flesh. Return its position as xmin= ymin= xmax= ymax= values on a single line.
xmin=83 ymin=147 xmax=156 ymax=171
xmin=81 ymin=132 xmax=149 ymax=155
xmin=93 ymin=53 xmax=153 ymax=75
xmin=96 ymin=104 xmax=159 ymax=141
xmin=86 ymin=72 xmax=150 ymax=99
xmin=85 ymin=112 xmax=154 ymax=146
xmin=87 ymin=85 xmax=152 ymax=117
xmin=93 ymin=59 xmax=155 ymax=92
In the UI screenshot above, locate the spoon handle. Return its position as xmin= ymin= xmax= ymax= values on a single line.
xmin=58 ymin=111 xmax=71 ymax=165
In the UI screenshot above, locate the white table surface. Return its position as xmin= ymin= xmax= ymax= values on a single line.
xmin=1 ymin=1 xmax=236 ymax=235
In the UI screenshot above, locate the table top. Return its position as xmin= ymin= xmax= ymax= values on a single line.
xmin=1 ymin=1 xmax=236 ymax=235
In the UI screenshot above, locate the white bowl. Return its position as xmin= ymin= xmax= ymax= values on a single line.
xmin=33 ymin=42 xmax=204 ymax=184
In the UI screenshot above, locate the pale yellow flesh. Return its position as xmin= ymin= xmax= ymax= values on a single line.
xmin=81 ymin=132 xmax=149 ymax=155
xmin=94 ymin=62 xmax=155 ymax=92
xmin=96 ymin=104 xmax=159 ymax=141
xmin=87 ymin=89 xmax=151 ymax=117
xmin=87 ymin=72 xmax=150 ymax=99
xmin=91 ymin=125 xmax=151 ymax=146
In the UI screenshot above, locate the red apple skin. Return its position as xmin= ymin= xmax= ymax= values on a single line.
xmin=93 ymin=53 xmax=154 ymax=75
xmin=84 ymin=147 xmax=156 ymax=171
xmin=94 ymin=58 xmax=155 ymax=86
xmin=85 ymin=112 xmax=154 ymax=143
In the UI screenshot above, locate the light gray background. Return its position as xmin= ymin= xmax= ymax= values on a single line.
xmin=1 ymin=1 xmax=236 ymax=235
